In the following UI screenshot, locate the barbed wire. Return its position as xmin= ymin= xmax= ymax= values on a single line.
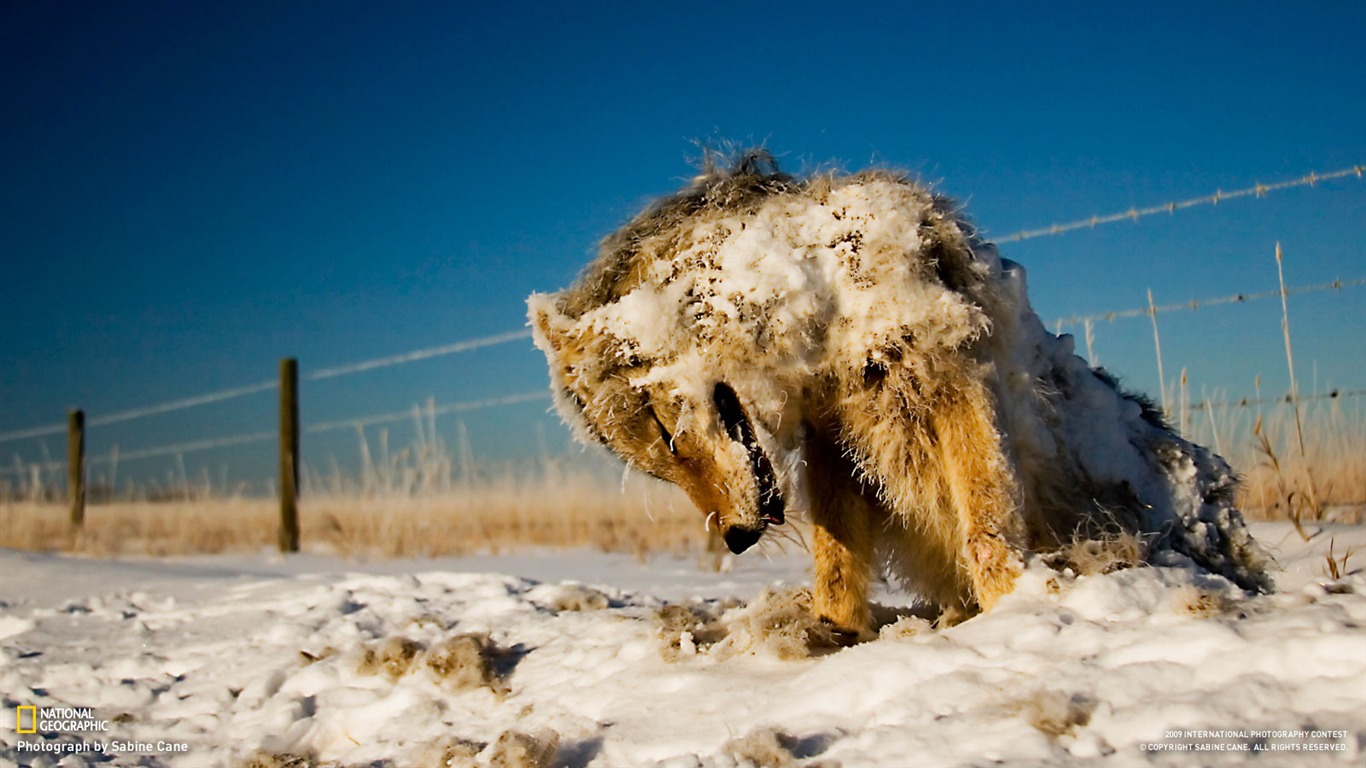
xmin=1052 ymin=276 xmax=1365 ymax=329
xmin=91 ymin=431 xmax=276 ymax=465
xmin=1 ymin=431 xmax=278 ymax=475
xmin=306 ymin=329 xmax=532 ymax=381
xmin=304 ymin=391 xmax=546 ymax=433
xmin=997 ymin=165 xmax=1364 ymax=243
xmin=0 ymin=380 xmax=281 ymax=443
xmin=0 ymin=329 xmax=534 ymax=445
xmin=0 ymin=390 xmax=551 ymax=476
xmin=1185 ymin=387 xmax=1364 ymax=412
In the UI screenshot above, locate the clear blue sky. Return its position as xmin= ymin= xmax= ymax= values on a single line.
xmin=2 ymin=1 xmax=1363 ymax=491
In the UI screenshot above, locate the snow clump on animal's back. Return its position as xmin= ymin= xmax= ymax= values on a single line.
xmin=567 ymin=170 xmax=997 ymax=434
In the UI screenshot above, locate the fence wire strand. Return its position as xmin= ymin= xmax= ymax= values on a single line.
xmin=306 ymin=329 xmax=532 ymax=381
xmin=1052 ymin=276 xmax=1366 ymax=329
xmin=305 ymin=391 xmax=547 ymax=433
xmin=0 ymin=329 xmax=534 ymax=444
xmin=998 ymin=165 xmax=1364 ymax=243
xmin=1186 ymin=387 xmax=1364 ymax=412
xmin=0 ymin=391 xmax=551 ymax=475
xmin=91 ymin=432 xmax=276 ymax=465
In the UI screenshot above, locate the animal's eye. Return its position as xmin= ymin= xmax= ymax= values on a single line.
xmin=712 ymin=382 xmax=750 ymax=444
xmin=646 ymin=402 xmax=677 ymax=456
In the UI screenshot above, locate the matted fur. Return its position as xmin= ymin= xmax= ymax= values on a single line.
xmin=529 ymin=151 xmax=1269 ymax=639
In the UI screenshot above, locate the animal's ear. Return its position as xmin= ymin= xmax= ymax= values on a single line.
xmin=528 ymin=292 xmax=580 ymax=369
xmin=528 ymin=292 xmax=609 ymax=445
xmin=528 ymin=291 xmax=591 ymax=405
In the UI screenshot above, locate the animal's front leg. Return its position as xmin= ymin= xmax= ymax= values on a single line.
xmin=811 ymin=517 xmax=874 ymax=644
xmin=929 ymin=379 xmax=1025 ymax=612
xmin=806 ymin=435 xmax=876 ymax=644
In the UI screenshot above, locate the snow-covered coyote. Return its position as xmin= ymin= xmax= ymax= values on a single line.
xmin=529 ymin=152 xmax=1269 ymax=641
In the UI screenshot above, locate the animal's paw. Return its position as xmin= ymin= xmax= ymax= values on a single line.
xmin=818 ymin=615 xmax=872 ymax=647
xmin=967 ymin=534 xmax=1024 ymax=612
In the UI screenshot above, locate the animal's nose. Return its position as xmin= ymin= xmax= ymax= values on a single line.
xmin=723 ymin=525 xmax=764 ymax=554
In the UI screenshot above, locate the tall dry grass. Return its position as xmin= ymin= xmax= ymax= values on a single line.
xmin=0 ymin=467 xmax=711 ymax=559
xmin=1 ymin=394 xmax=1359 ymax=560
xmin=1180 ymin=394 xmax=1364 ymax=524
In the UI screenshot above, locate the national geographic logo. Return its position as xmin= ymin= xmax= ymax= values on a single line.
xmin=15 ymin=706 xmax=110 ymax=733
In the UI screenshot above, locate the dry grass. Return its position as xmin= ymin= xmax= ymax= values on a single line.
xmin=1 ymin=398 xmax=1358 ymax=560
xmin=1183 ymin=398 xmax=1365 ymax=524
xmin=0 ymin=468 xmax=711 ymax=559
xmin=1322 ymin=537 xmax=1359 ymax=580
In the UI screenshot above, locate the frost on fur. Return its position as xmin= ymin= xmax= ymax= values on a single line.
xmin=529 ymin=150 xmax=1271 ymax=637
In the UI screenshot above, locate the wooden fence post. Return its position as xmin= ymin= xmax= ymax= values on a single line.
xmin=279 ymin=358 xmax=300 ymax=553
xmin=67 ymin=409 xmax=85 ymax=528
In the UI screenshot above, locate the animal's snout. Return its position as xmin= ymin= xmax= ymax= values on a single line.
xmin=723 ymin=525 xmax=765 ymax=554
xmin=712 ymin=380 xmax=787 ymax=530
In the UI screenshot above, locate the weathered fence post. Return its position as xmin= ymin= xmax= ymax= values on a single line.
xmin=67 ymin=409 xmax=85 ymax=528
xmin=278 ymin=358 xmax=300 ymax=553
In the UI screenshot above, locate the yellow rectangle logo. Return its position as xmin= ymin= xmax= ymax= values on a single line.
xmin=16 ymin=705 xmax=37 ymax=734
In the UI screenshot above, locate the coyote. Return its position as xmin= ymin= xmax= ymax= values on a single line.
xmin=529 ymin=152 xmax=1269 ymax=641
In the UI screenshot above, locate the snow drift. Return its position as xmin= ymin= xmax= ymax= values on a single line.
xmin=0 ymin=523 xmax=1362 ymax=767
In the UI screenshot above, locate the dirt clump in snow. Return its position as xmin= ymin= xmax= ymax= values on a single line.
xmin=722 ymin=725 xmax=843 ymax=767
xmin=425 ymin=632 xmax=508 ymax=692
xmin=239 ymin=751 xmax=337 ymax=768
xmin=1011 ymin=689 xmax=1099 ymax=739
xmin=658 ymin=587 xmax=937 ymax=659
xmin=356 ymin=635 xmax=423 ymax=681
xmin=656 ymin=587 xmax=835 ymax=661
xmin=723 ymin=725 xmax=802 ymax=767
xmin=711 ymin=586 xmax=837 ymax=660
xmin=1171 ymin=584 xmax=1237 ymax=617
xmin=485 ymin=728 xmax=560 ymax=768
xmin=536 ymin=582 xmax=611 ymax=611
xmin=415 ymin=737 xmax=485 ymax=768
xmin=353 ymin=631 xmax=509 ymax=693
xmin=655 ymin=599 xmax=732 ymax=660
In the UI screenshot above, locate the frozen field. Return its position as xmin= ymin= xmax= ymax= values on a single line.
xmin=1 ymin=521 xmax=1364 ymax=767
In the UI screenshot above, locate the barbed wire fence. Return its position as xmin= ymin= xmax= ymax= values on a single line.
xmin=1052 ymin=277 xmax=1366 ymax=331
xmin=996 ymin=165 xmax=1364 ymax=243
xmin=1 ymin=164 xmax=1362 ymax=544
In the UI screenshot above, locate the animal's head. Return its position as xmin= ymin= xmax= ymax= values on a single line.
xmin=529 ymin=291 xmax=790 ymax=553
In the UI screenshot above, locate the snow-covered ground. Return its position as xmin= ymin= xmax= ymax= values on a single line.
xmin=1 ymin=521 xmax=1363 ymax=768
